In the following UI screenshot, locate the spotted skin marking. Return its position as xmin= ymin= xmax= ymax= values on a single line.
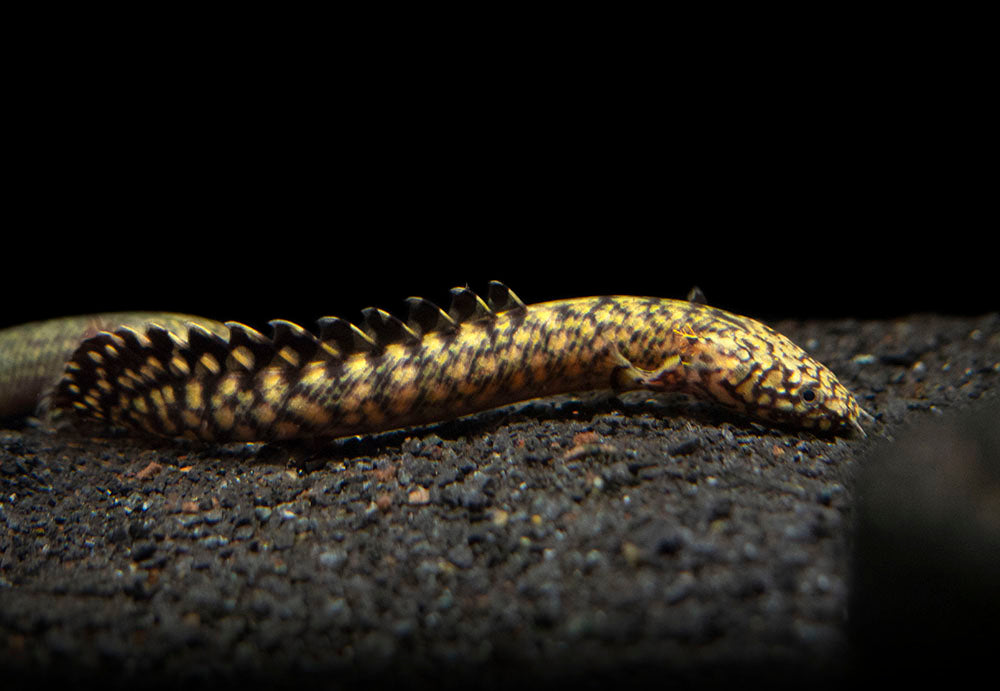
xmin=0 ymin=284 xmax=871 ymax=441
xmin=0 ymin=312 xmax=228 ymax=419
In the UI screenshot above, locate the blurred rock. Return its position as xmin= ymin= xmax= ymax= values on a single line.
xmin=851 ymin=396 xmax=1000 ymax=673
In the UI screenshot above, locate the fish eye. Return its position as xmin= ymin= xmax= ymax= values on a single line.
xmin=800 ymin=385 xmax=820 ymax=404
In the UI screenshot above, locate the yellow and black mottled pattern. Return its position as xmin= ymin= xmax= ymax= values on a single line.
xmin=0 ymin=283 xmax=870 ymax=440
xmin=0 ymin=312 xmax=228 ymax=419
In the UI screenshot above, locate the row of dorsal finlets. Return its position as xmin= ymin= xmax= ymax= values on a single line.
xmin=69 ymin=282 xmax=529 ymax=384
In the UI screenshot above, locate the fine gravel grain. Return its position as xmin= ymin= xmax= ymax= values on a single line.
xmin=1 ymin=312 xmax=997 ymax=689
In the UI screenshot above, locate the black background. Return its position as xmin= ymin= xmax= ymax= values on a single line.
xmin=4 ymin=36 xmax=995 ymax=333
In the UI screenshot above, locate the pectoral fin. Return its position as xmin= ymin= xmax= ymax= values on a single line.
xmin=610 ymin=347 xmax=683 ymax=392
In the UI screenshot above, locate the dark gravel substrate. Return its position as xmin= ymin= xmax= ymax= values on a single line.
xmin=1 ymin=313 xmax=997 ymax=689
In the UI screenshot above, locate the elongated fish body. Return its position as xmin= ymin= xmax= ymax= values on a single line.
xmin=0 ymin=283 xmax=869 ymax=441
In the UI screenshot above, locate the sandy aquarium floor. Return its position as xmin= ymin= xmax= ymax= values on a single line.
xmin=1 ymin=312 xmax=998 ymax=689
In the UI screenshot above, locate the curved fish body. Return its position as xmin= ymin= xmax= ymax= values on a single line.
xmin=0 ymin=312 xmax=227 ymax=419
xmin=0 ymin=283 xmax=869 ymax=441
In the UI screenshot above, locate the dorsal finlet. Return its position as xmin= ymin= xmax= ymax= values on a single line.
xmin=404 ymin=297 xmax=457 ymax=336
xmin=360 ymin=307 xmax=420 ymax=348
xmin=110 ymin=327 xmax=159 ymax=371
xmin=686 ymin=286 xmax=708 ymax=305
xmin=317 ymin=316 xmax=377 ymax=357
xmin=268 ymin=319 xmax=320 ymax=367
xmin=185 ymin=323 xmax=232 ymax=376
xmin=186 ymin=323 xmax=230 ymax=356
xmin=146 ymin=323 xmax=189 ymax=350
xmin=142 ymin=325 xmax=175 ymax=351
xmin=225 ymin=322 xmax=274 ymax=373
xmin=225 ymin=321 xmax=269 ymax=346
xmin=448 ymin=286 xmax=495 ymax=323
xmin=113 ymin=325 xmax=153 ymax=350
xmin=486 ymin=281 xmax=526 ymax=313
